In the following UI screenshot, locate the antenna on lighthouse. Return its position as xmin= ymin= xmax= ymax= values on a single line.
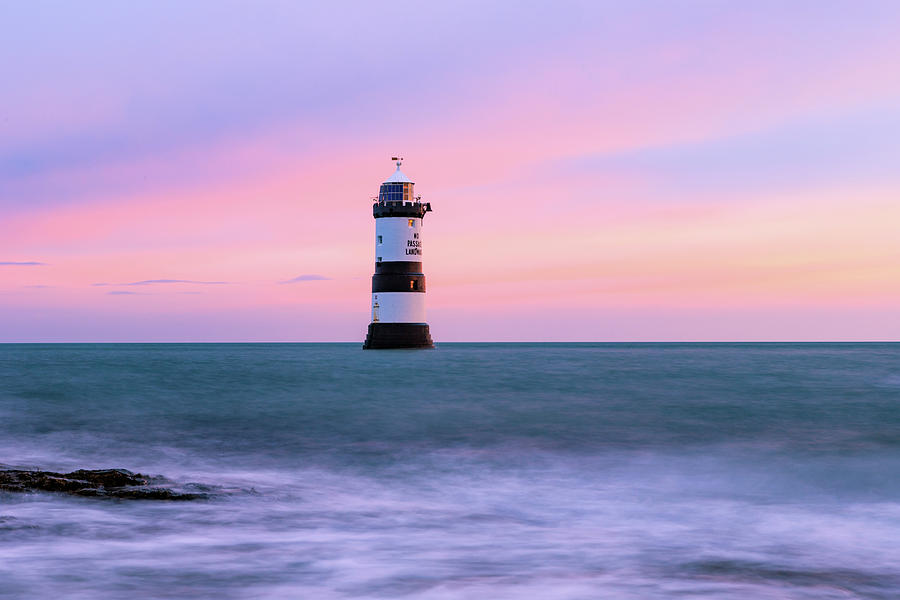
xmin=391 ymin=156 xmax=403 ymax=169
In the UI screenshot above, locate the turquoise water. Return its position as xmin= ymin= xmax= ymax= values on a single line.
xmin=1 ymin=343 xmax=899 ymax=599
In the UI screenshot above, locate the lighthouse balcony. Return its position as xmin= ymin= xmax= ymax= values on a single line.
xmin=373 ymin=201 xmax=432 ymax=219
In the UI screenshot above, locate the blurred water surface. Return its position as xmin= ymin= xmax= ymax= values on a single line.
xmin=1 ymin=343 xmax=899 ymax=599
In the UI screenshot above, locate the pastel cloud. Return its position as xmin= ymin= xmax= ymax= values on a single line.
xmin=555 ymin=105 xmax=900 ymax=199
xmin=94 ymin=279 xmax=230 ymax=287
xmin=124 ymin=279 xmax=229 ymax=286
xmin=280 ymin=275 xmax=332 ymax=284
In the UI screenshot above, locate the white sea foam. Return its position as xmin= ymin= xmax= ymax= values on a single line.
xmin=3 ymin=450 xmax=899 ymax=599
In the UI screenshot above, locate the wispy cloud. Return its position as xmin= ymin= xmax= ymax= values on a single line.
xmin=0 ymin=261 xmax=46 ymax=266
xmin=93 ymin=279 xmax=229 ymax=287
xmin=24 ymin=284 xmax=51 ymax=288
xmin=127 ymin=279 xmax=229 ymax=286
xmin=557 ymin=105 xmax=900 ymax=198
xmin=279 ymin=274 xmax=332 ymax=284
xmin=107 ymin=290 xmax=143 ymax=295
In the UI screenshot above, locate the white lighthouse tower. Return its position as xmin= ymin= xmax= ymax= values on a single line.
xmin=363 ymin=158 xmax=434 ymax=349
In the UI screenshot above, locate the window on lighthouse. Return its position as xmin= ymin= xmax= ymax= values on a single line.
xmin=377 ymin=235 xmax=383 ymax=244
xmin=408 ymin=219 xmax=414 ymax=227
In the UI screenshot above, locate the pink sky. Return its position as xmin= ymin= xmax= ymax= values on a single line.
xmin=2 ymin=2 xmax=900 ymax=341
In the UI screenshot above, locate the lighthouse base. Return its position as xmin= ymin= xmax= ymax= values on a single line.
xmin=363 ymin=323 xmax=434 ymax=349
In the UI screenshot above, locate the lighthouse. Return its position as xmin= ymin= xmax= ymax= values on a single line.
xmin=363 ymin=159 xmax=434 ymax=349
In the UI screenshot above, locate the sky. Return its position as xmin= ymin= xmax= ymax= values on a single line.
xmin=2 ymin=1 xmax=900 ymax=342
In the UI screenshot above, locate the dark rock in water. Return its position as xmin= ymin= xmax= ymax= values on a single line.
xmin=0 ymin=468 xmax=210 ymax=501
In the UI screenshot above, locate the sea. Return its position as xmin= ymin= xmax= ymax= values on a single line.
xmin=1 ymin=343 xmax=899 ymax=599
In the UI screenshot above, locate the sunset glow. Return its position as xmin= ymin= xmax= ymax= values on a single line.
xmin=3 ymin=2 xmax=900 ymax=341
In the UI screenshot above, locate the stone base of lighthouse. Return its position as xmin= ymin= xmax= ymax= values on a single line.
xmin=363 ymin=323 xmax=433 ymax=349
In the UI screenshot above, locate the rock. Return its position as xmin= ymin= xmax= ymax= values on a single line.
xmin=0 ymin=468 xmax=210 ymax=501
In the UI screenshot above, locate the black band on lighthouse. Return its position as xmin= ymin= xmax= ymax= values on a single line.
xmin=364 ymin=323 xmax=433 ymax=349
xmin=372 ymin=273 xmax=426 ymax=293
xmin=374 ymin=261 xmax=423 ymax=274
